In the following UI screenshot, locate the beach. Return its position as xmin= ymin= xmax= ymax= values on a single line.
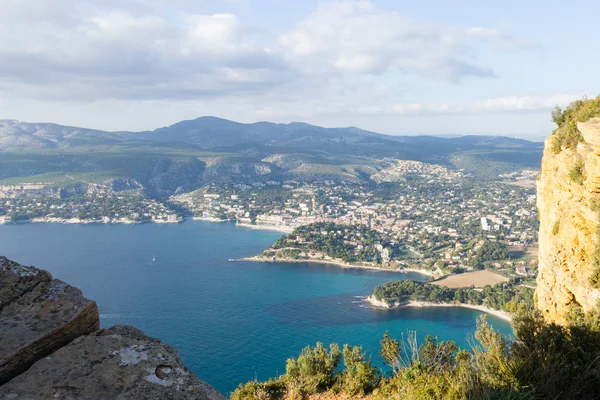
xmin=366 ymin=296 xmax=512 ymax=322
xmin=192 ymin=216 xmax=235 ymax=223
xmin=235 ymin=223 xmax=295 ymax=234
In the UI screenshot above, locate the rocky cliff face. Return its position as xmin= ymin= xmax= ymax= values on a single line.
xmin=537 ymin=118 xmax=600 ymax=324
xmin=0 ymin=256 xmax=223 ymax=399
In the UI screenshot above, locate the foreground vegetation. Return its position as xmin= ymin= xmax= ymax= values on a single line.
xmin=551 ymin=95 xmax=600 ymax=153
xmin=372 ymin=279 xmax=533 ymax=314
xmin=232 ymin=306 xmax=600 ymax=400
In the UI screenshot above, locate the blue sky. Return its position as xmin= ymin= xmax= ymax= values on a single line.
xmin=0 ymin=0 xmax=597 ymax=140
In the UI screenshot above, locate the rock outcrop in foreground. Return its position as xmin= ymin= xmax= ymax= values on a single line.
xmin=0 ymin=256 xmax=99 ymax=384
xmin=537 ymin=117 xmax=600 ymax=324
xmin=1 ymin=325 xmax=223 ymax=400
xmin=0 ymin=256 xmax=223 ymax=399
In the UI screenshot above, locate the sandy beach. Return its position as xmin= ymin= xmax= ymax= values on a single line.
xmin=235 ymin=223 xmax=295 ymax=234
xmin=192 ymin=216 xmax=235 ymax=223
xmin=366 ymin=296 xmax=512 ymax=322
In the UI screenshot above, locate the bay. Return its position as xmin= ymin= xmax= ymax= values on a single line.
xmin=0 ymin=220 xmax=512 ymax=396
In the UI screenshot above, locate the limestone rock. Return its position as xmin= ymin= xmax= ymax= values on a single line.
xmin=537 ymin=118 xmax=600 ymax=324
xmin=0 ymin=256 xmax=51 ymax=308
xmin=0 ymin=257 xmax=99 ymax=384
xmin=0 ymin=325 xmax=225 ymax=400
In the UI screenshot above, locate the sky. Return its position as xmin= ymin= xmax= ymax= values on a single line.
xmin=0 ymin=0 xmax=597 ymax=140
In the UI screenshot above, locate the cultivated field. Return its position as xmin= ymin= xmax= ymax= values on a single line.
xmin=509 ymin=244 xmax=538 ymax=261
xmin=431 ymin=270 xmax=509 ymax=288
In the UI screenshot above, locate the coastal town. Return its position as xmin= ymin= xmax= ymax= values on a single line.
xmin=0 ymin=186 xmax=182 ymax=224
xmin=172 ymin=164 xmax=539 ymax=280
xmin=0 ymin=161 xmax=539 ymax=281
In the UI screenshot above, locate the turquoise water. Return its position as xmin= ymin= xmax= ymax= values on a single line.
xmin=0 ymin=221 xmax=512 ymax=396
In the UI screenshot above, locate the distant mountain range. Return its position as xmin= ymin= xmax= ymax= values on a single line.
xmin=0 ymin=117 xmax=540 ymax=151
xmin=0 ymin=117 xmax=543 ymax=196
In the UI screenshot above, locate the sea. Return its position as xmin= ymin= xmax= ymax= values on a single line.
xmin=0 ymin=220 xmax=512 ymax=396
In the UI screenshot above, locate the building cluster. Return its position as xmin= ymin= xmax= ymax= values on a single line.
xmin=0 ymin=193 xmax=181 ymax=224
xmin=372 ymin=160 xmax=466 ymax=183
xmin=171 ymin=167 xmax=538 ymax=277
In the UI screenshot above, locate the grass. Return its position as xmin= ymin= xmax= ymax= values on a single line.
xmin=396 ymin=248 xmax=423 ymax=260
xmin=508 ymin=244 xmax=538 ymax=262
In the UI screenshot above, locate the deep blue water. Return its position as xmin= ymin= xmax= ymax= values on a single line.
xmin=0 ymin=220 xmax=512 ymax=396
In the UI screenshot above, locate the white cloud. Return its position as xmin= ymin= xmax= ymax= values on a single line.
xmin=0 ymin=0 xmax=528 ymax=104
xmin=277 ymin=1 xmax=527 ymax=81
xmin=350 ymin=94 xmax=593 ymax=116
xmin=0 ymin=1 xmax=289 ymax=101
xmin=246 ymin=93 xmax=591 ymax=123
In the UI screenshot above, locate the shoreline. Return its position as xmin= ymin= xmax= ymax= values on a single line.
xmin=241 ymin=255 xmax=435 ymax=277
xmin=0 ymin=218 xmax=181 ymax=225
xmin=235 ymin=223 xmax=295 ymax=234
xmin=192 ymin=216 xmax=235 ymax=223
xmin=2 ymin=215 xmax=297 ymax=233
xmin=366 ymin=296 xmax=512 ymax=322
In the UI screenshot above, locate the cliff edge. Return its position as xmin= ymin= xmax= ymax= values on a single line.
xmin=0 ymin=256 xmax=223 ymax=399
xmin=537 ymin=112 xmax=600 ymax=324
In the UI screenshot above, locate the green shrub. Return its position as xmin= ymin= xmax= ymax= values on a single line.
xmin=552 ymin=106 xmax=565 ymax=126
xmin=380 ymin=331 xmax=401 ymax=373
xmin=395 ymin=332 xmax=483 ymax=399
xmin=471 ymin=317 xmax=518 ymax=392
xmin=340 ymin=345 xmax=379 ymax=396
xmin=283 ymin=342 xmax=341 ymax=396
xmin=510 ymin=307 xmax=600 ymax=399
xmin=569 ymin=159 xmax=585 ymax=184
xmin=236 ymin=305 xmax=600 ymax=399
xmin=552 ymin=96 xmax=600 ymax=153
xmin=552 ymin=221 xmax=560 ymax=236
xmin=231 ymin=379 xmax=285 ymax=400
xmin=551 ymin=135 xmax=563 ymax=154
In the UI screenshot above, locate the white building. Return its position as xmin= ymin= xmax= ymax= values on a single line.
xmin=481 ymin=217 xmax=490 ymax=231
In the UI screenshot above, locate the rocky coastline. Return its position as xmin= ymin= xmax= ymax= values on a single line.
xmin=242 ymin=254 xmax=437 ymax=277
